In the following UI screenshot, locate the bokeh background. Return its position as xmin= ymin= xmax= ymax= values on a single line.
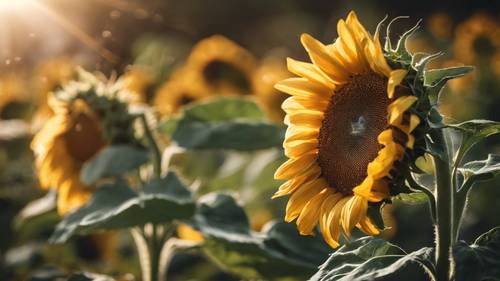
xmin=0 ymin=0 xmax=498 ymax=280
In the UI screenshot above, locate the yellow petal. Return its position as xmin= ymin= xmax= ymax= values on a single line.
xmin=387 ymin=69 xmax=408 ymax=98
xmin=285 ymin=177 xmax=327 ymax=222
xmin=388 ymin=96 xmax=418 ymax=124
xmin=284 ymin=140 xmax=318 ymax=158
xmin=274 ymin=152 xmax=318 ymax=180
xmin=297 ymin=188 xmax=332 ymax=235
xmin=286 ymin=58 xmax=336 ymax=89
xmin=358 ymin=216 xmax=381 ymax=236
xmin=275 ymin=78 xmax=331 ymax=99
xmin=328 ymin=197 xmax=350 ymax=244
xmin=300 ymin=34 xmax=350 ymax=83
xmin=341 ymin=195 xmax=368 ymax=237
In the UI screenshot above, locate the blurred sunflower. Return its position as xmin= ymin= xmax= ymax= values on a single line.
xmin=121 ymin=66 xmax=154 ymax=104
xmin=154 ymin=35 xmax=256 ymax=115
xmin=0 ymin=73 xmax=30 ymax=120
xmin=32 ymin=58 xmax=77 ymax=128
xmin=454 ymin=13 xmax=500 ymax=67
xmin=273 ymin=11 xmax=422 ymax=248
xmin=427 ymin=13 xmax=453 ymax=41
xmin=31 ymin=74 xmax=138 ymax=214
xmin=253 ymin=56 xmax=290 ymax=122
xmin=154 ymin=67 xmax=208 ymax=115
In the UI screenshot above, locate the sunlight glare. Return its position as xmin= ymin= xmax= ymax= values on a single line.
xmin=0 ymin=0 xmax=35 ymax=11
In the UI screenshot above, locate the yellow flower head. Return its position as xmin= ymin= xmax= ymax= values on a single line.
xmin=154 ymin=35 xmax=256 ymax=116
xmin=273 ymin=11 xmax=422 ymax=248
xmin=32 ymin=72 xmax=138 ymax=215
xmin=253 ymin=56 xmax=291 ymax=122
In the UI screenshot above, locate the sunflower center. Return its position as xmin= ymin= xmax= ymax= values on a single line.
xmin=64 ymin=111 xmax=105 ymax=163
xmin=203 ymin=60 xmax=252 ymax=94
xmin=317 ymin=72 xmax=391 ymax=195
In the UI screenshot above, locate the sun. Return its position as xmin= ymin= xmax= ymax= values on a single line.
xmin=0 ymin=0 xmax=35 ymax=10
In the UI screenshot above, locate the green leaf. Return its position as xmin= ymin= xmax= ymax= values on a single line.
xmin=454 ymin=226 xmax=500 ymax=281
xmin=183 ymin=97 xmax=265 ymax=122
xmin=67 ymin=272 xmax=115 ymax=281
xmin=424 ymin=66 xmax=474 ymax=87
xmin=460 ymin=154 xmax=500 ymax=182
xmin=50 ymin=172 xmax=194 ymax=243
xmin=173 ymin=120 xmax=285 ymax=150
xmin=310 ymin=238 xmax=434 ymax=281
xmin=14 ymin=191 xmax=59 ymax=241
xmin=394 ymin=192 xmax=429 ymax=205
xmin=81 ymin=145 xmax=150 ymax=185
xmin=166 ymin=97 xmax=285 ymax=150
xmin=424 ymin=66 xmax=474 ymax=102
xmin=449 ymin=120 xmax=500 ymax=165
xmin=192 ymin=193 xmax=330 ymax=280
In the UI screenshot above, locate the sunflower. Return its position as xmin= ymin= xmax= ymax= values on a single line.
xmin=185 ymin=35 xmax=256 ymax=96
xmin=32 ymin=58 xmax=77 ymax=129
xmin=153 ymin=67 xmax=209 ymax=115
xmin=454 ymin=13 xmax=500 ymax=66
xmin=32 ymin=73 xmax=137 ymax=215
xmin=273 ymin=11 xmax=422 ymax=248
xmin=154 ymin=35 xmax=256 ymax=115
xmin=32 ymin=98 xmax=105 ymax=214
xmin=253 ymin=56 xmax=290 ymax=122
xmin=121 ymin=66 xmax=154 ymax=104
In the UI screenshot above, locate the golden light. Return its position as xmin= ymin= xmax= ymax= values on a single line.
xmin=0 ymin=0 xmax=36 ymax=11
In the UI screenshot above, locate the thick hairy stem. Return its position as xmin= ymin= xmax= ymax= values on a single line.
xmin=149 ymin=225 xmax=160 ymax=281
xmin=431 ymin=130 xmax=454 ymax=281
xmin=130 ymin=228 xmax=152 ymax=281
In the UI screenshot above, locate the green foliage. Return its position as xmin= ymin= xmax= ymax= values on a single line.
xmin=424 ymin=66 xmax=474 ymax=103
xmin=161 ymin=98 xmax=285 ymax=150
xmin=424 ymin=66 xmax=475 ymax=87
xmin=81 ymin=145 xmax=150 ymax=185
xmin=14 ymin=191 xmax=59 ymax=241
xmin=394 ymin=192 xmax=429 ymax=205
xmin=450 ymin=120 xmax=500 ymax=159
xmin=310 ymin=237 xmax=434 ymax=281
xmin=182 ymin=97 xmax=265 ymax=121
xmin=454 ymin=226 xmax=500 ymax=281
xmin=460 ymin=154 xmax=500 ymax=183
xmin=50 ymin=172 xmax=194 ymax=243
xmin=67 ymin=272 xmax=115 ymax=281
xmin=191 ymin=193 xmax=330 ymax=280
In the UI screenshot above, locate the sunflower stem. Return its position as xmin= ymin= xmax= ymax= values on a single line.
xmin=140 ymin=114 xmax=162 ymax=178
xmin=430 ymin=129 xmax=454 ymax=281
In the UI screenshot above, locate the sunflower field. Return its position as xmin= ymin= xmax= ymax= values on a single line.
xmin=1 ymin=1 xmax=499 ymax=281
